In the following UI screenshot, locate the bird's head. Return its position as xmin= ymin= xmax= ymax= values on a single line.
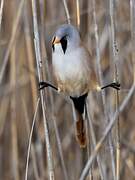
xmin=52 ymin=24 xmax=81 ymax=54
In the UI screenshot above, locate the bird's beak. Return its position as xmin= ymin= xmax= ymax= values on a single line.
xmin=52 ymin=36 xmax=60 ymax=45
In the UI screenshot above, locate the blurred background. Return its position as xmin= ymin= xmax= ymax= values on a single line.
xmin=0 ymin=0 xmax=134 ymax=179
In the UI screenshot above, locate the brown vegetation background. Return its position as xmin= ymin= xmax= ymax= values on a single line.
xmin=0 ymin=0 xmax=134 ymax=180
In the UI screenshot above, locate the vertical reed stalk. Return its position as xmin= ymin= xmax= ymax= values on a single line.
xmin=31 ymin=0 xmax=55 ymax=179
xmin=92 ymin=0 xmax=115 ymax=178
xmin=24 ymin=97 xmax=40 ymax=180
xmin=76 ymin=0 xmax=80 ymax=28
xmin=130 ymin=0 xmax=135 ymax=83
xmin=86 ymin=101 xmax=104 ymax=180
xmin=62 ymin=0 xmax=71 ymax=24
xmin=0 ymin=0 xmax=4 ymax=31
xmin=10 ymin=40 xmax=20 ymax=180
xmin=109 ymin=0 xmax=120 ymax=179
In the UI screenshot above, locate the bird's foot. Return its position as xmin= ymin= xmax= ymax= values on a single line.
xmin=39 ymin=81 xmax=58 ymax=91
xmin=101 ymin=81 xmax=120 ymax=90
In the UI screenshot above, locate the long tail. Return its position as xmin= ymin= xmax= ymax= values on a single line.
xmin=75 ymin=111 xmax=86 ymax=148
xmin=70 ymin=93 xmax=88 ymax=148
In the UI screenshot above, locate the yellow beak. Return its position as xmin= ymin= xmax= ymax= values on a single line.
xmin=52 ymin=36 xmax=60 ymax=44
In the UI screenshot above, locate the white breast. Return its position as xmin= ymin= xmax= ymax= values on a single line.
xmin=52 ymin=44 xmax=90 ymax=97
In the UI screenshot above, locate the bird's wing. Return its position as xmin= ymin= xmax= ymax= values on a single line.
xmin=80 ymin=43 xmax=99 ymax=90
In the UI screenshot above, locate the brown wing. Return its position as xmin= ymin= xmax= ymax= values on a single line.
xmin=80 ymin=43 xmax=99 ymax=91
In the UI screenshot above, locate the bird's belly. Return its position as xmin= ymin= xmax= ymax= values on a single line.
xmin=52 ymin=48 xmax=90 ymax=97
xmin=58 ymin=79 xmax=89 ymax=97
xmin=55 ymin=63 xmax=89 ymax=97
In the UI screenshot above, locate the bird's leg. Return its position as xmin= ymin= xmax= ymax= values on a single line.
xmin=39 ymin=81 xmax=58 ymax=91
xmin=101 ymin=81 xmax=120 ymax=90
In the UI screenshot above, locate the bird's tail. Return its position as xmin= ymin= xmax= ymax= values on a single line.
xmin=70 ymin=93 xmax=87 ymax=148
xmin=75 ymin=111 xmax=86 ymax=148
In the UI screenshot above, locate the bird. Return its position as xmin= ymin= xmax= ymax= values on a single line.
xmin=51 ymin=24 xmax=99 ymax=148
xmin=39 ymin=24 xmax=120 ymax=148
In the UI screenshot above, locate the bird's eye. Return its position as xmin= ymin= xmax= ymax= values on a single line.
xmin=63 ymin=36 xmax=67 ymax=40
xmin=61 ymin=35 xmax=67 ymax=41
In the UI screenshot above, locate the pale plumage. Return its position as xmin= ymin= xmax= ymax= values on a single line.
xmin=53 ymin=46 xmax=90 ymax=96
xmin=52 ymin=24 xmax=97 ymax=97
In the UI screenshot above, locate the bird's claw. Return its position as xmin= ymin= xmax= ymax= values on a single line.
xmin=101 ymin=81 xmax=120 ymax=90
xmin=109 ymin=82 xmax=120 ymax=90
xmin=39 ymin=81 xmax=58 ymax=91
xmin=39 ymin=81 xmax=49 ymax=90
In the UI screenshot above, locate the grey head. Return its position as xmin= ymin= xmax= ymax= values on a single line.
xmin=52 ymin=24 xmax=81 ymax=54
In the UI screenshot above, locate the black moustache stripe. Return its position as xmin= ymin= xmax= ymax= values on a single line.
xmin=52 ymin=37 xmax=55 ymax=52
xmin=60 ymin=37 xmax=67 ymax=54
xmin=52 ymin=44 xmax=55 ymax=52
